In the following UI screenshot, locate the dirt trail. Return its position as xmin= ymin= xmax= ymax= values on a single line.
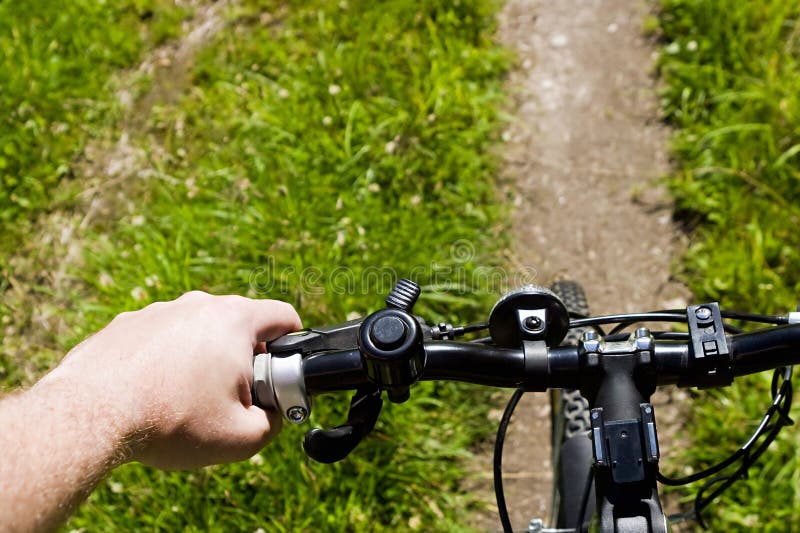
xmin=476 ymin=0 xmax=691 ymax=529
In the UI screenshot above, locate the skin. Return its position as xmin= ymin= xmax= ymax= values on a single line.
xmin=0 ymin=291 xmax=302 ymax=533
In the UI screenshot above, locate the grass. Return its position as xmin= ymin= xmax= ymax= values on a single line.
xmin=655 ymin=0 xmax=800 ymax=529
xmin=0 ymin=0 xmax=191 ymax=382
xmin=0 ymin=0 xmax=189 ymax=226
xmin=2 ymin=0 xmax=511 ymax=531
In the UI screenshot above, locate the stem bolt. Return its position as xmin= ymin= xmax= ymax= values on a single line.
xmin=287 ymin=406 xmax=308 ymax=423
xmin=523 ymin=316 xmax=544 ymax=331
xmin=695 ymin=306 xmax=712 ymax=320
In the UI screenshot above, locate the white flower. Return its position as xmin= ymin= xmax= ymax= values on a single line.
xmin=384 ymin=141 xmax=397 ymax=154
xmin=322 ymin=116 xmax=333 ymax=126
xmin=131 ymin=215 xmax=145 ymax=227
xmin=328 ymin=84 xmax=341 ymax=96
xmin=109 ymin=481 xmax=123 ymax=494
xmin=686 ymin=40 xmax=698 ymax=52
xmin=130 ymin=287 xmax=147 ymax=301
xmin=249 ymin=454 xmax=265 ymax=466
xmin=277 ymin=88 xmax=290 ymax=99
xmin=99 ymin=272 xmax=114 ymax=287
xmin=665 ymin=42 xmax=680 ymax=54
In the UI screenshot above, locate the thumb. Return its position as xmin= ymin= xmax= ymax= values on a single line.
xmin=244 ymin=299 xmax=303 ymax=344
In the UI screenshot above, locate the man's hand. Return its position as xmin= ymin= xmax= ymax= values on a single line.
xmin=0 ymin=292 xmax=301 ymax=531
xmin=52 ymin=291 xmax=301 ymax=469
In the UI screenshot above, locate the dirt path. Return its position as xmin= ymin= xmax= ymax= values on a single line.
xmin=476 ymin=0 xmax=691 ymax=529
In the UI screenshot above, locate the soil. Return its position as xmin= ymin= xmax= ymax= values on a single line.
xmin=474 ymin=0 xmax=692 ymax=530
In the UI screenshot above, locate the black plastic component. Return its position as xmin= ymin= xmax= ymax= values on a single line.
xmin=590 ymin=403 xmax=660 ymax=485
xmin=605 ymin=419 xmax=645 ymax=483
xmin=304 ymin=349 xmax=366 ymax=393
xmin=359 ymin=308 xmax=424 ymax=402
xmin=385 ymin=278 xmax=420 ymax=311
xmin=558 ymin=432 xmax=596 ymax=530
xmin=269 ymin=319 xmax=362 ymax=356
xmin=370 ymin=315 xmax=406 ymax=350
xmin=303 ymin=386 xmax=382 ymax=463
xmin=489 ymin=286 xmax=570 ymax=348
xmin=687 ymin=302 xmax=732 ymax=388
xmin=640 ymin=403 xmax=659 ymax=463
xmin=590 ymin=407 xmax=608 ymax=467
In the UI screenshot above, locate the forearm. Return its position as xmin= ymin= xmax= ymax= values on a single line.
xmin=0 ymin=293 xmax=298 ymax=531
xmin=0 ymin=369 xmax=133 ymax=532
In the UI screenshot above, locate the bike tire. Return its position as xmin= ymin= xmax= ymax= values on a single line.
xmin=549 ymin=281 xmax=594 ymax=530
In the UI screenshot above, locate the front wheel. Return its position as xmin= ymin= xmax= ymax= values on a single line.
xmin=549 ymin=281 xmax=594 ymax=530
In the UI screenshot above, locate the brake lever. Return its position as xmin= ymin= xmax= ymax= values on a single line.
xmin=303 ymin=385 xmax=383 ymax=463
xmin=264 ymin=279 xmax=423 ymax=463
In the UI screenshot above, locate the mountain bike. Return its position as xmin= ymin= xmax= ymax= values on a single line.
xmin=252 ymin=278 xmax=798 ymax=532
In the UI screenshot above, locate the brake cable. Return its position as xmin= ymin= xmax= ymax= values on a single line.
xmin=494 ymin=387 xmax=524 ymax=533
xmin=659 ymin=365 xmax=794 ymax=528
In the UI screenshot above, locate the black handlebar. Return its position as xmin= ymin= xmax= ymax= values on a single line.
xmin=300 ymin=326 xmax=800 ymax=396
xmin=251 ymin=279 xmax=800 ymax=532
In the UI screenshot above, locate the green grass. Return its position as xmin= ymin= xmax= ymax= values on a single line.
xmin=0 ymin=0 xmax=189 ymax=227
xmin=2 ymin=0 xmax=510 ymax=530
xmin=0 ymin=0 xmax=190 ymax=379
xmin=656 ymin=0 xmax=800 ymax=529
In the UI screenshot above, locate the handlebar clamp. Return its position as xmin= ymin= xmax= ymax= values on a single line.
xmin=687 ymin=302 xmax=732 ymax=388
xmin=253 ymin=352 xmax=311 ymax=423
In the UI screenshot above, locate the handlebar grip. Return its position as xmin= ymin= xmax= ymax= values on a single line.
xmin=730 ymin=324 xmax=800 ymax=376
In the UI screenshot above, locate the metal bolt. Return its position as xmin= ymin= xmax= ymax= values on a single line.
xmin=523 ymin=316 xmax=543 ymax=331
xmin=695 ymin=306 xmax=712 ymax=320
xmin=528 ymin=518 xmax=544 ymax=532
xmin=583 ymin=329 xmax=598 ymax=341
xmin=635 ymin=327 xmax=650 ymax=339
xmin=287 ymin=406 xmax=308 ymax=423
xmin=645 ymin=406 xmax=652 ymax=414
xmin=592 ymin=411 xmax=600 ymax=420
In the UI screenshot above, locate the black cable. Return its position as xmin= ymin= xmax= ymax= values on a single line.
xmin=454 ymin=321 xmax=490 ymax=335
xmin=719 ymin=311 xmax=788 ymax=324
xmin=658 ymin=367 xmax=793 ymax=487
xmin=661 ymin=367 xmax=793 ymax=528
xmin=568 ymin=312 xmax=605 ymax=336
xmin=654 ymin=331 xmax=690 ymax=340
xmin=494 ymin=388 xmax=524 ymax=533
xmin=570 ymin=312 xmax=687 ymax=329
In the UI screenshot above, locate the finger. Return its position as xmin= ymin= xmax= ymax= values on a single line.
xmin=230 ymin=404 xmax=281 ymax=459
xmin=243 ymin=298 xmax=303 ymax=344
